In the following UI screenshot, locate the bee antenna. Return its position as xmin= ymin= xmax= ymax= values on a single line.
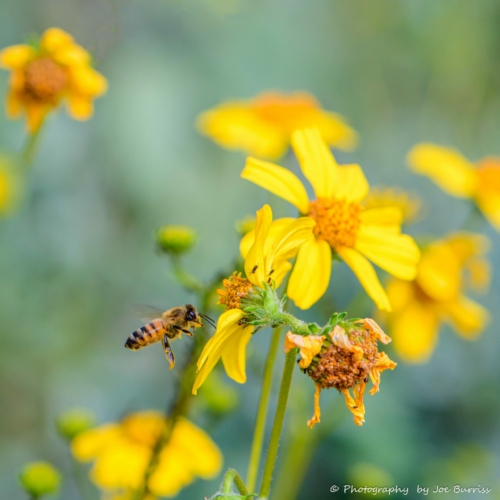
xmin=199 ymin=313 xmax=216 ymax=329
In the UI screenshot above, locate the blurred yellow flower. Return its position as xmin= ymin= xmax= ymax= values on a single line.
xmin=193 ymin=204 xmax=315 ymax=394
xmin=0 ymin=28 xmax=107 ymax=133
xmin=71 ymin=411 xmax=222 ymax=498
xmin=290 ymin=319 xmax=396 ymax=427
xmin=386 ymin=232 xmax=490 ymax=363
xmin=0 ymin=154 xmax=20 ymax=215
xmin=242 ymin=128 xmax=420 ymax=311
xmin=408 ymin=144 xmax=500 ymax=230
xmin=197 ymin=91 xmax=357 ymax=159
xmin=363 ymin=186 xmax=423 ymax=225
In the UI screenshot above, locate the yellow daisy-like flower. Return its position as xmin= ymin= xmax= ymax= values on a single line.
xmin=386 ymin=232 xmax=490 ymax=363
xmin=286 ymin=319 xmax=396 ymax=427
xmin=363 ymin=186 xmax=423 ymax=225
xmin=242 ymin=128 xmax=420 ymax=311
xmin=197 ymin=91 xmax=357 ymax=160
xmin=192 ymin=204 xmax=315 ymax=394
xmin=408 ymin=144 xmax=500 ymax=230
xmin=0 ymin=28 xmax=107 ymax=133
xmin=71 ymin=411 xmax=222 ymax=499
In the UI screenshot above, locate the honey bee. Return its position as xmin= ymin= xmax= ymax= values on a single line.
xmin=125 ymin=304 xmax=215 ymax=370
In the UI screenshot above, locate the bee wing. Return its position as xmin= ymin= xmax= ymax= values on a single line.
xmin=133 ymin=304 xmax=166 ymax=323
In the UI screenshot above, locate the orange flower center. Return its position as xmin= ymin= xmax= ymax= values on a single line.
xmin=307 ymin=327 xmax=378 ymax=390
xmin=24 ymin=58 xmax=67 ymax=102
xmin=217 ymin=272 xmax=253 ymax=310
xmin=476 ymin=158 xmax=500 ymax=197
xmin=309 ymin=198 xmax=362 ymax=250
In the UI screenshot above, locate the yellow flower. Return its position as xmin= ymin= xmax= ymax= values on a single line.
xmin=386 ymin=232 xmax=490 ymax=363
xmin=193 ymin=204 xmax=315 ymax=394
xmin=197 ymin=91 xmax=357 ymax=160
xmin=0 ymin=28 xmax=107 ymax=133
xmin=287 ymin=319 xmax=396 ymax=427
xmin=363 ymin=186 xmax=423 ymax=225
xmin=408 ymin=144 xmax=500 ymax=230
xmin=71 ymin=411 xmax=222 ymax=498
xmin=242 ymin=128 xmax=420 ymax=311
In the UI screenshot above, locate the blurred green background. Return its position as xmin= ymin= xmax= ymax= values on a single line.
xmin=1 ymin=0 xmax=500 ymax=498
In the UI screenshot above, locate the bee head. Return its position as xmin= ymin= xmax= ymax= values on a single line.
xmin=185 ymin=305 xmax=198 ymax=322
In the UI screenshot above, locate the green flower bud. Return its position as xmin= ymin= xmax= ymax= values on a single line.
xmin=56 ymin=408 xmax=95 ymax=440
xmin=19 ymin=461 xmax=61 ymax=498
xmin=156 ymin=225 xmax=197 ymax=255
xmin=235 ymin=216 xmax=255 ymax=236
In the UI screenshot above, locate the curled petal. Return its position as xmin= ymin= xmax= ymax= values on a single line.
xmin=284 ymin=332 xmax=325 ymax=369
xmin=369 ymin=352 xmax=397 ymax=395
xmin=341 ymin=387 xmax=365 ymax=426
xmin=330 ymin=325 xmax=363 ymax=360
xmin=360 ymin=318 xmax=392 ymax=344
xmin=307 ymin=383 xmax=322 ymax=428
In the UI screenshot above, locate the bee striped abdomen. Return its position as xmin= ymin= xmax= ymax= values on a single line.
xmin=125 ymin=319 xmax=166 ymax=350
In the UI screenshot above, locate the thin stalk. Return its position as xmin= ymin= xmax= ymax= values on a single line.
xmin=221 ymin=469 xmax=249 ymax=495
xmin=246 ymin=326 xmax=283 ymax=492
xmin=258 ymin=349 xmax=297 ymax=499
xmin=233 ymin=471 xmax=250 ymax=496
xmin=170 ymin=255 xmax=205 ymax=294
xmin=21 ymin=127 xmax=43 ymax=170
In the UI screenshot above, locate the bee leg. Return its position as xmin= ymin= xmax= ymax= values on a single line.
xmin=172 ymin=325 xmax=194 ymax=337
xmin=163 ymin=334 xmax=175 ymax=370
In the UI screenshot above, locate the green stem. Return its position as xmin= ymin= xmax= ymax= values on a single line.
xmin=274 ymin=311 xmax=310 ymax=336
xmin=170 ymin=255 xmax=206 ymax=294
xmin=246 ymin=326 xmax=282 ymax=492
xmin=234 ymin=471 xmax=250 ymax=496
xmin=258 ymin=349 xmax=297 ymax=499
xmin=21 ymin=127 xmax=43 ymax=170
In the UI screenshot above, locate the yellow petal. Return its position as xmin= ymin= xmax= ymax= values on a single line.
xmin=355 ymin=226 xmax=420 ymax=280
xmin=360 ymin=206 xmax=403 ymax=232
xmin=40 ymin=28 xmax=75 ymax=53
xmin=288 ymin=238 xmax=332 ymax=310
xmin=70 ymin=65 xmax=108 ymax=96
xmin=369 ymin=351 xmax=396 ymax=395
xmin=416 ymin=242 xmax=460 ymax=302
xmin=441 ymin=295 xmax=489 ymax=340
xmin=307 ymin=383 xmax=322 ymax=428
xmin=197 ymin=104 xmax=287 ymax=159
xmin=408 ymin=143 xmax=477 ymax=198
xmin=221 ymin=326 xmax=253 ymax=383
xmin=0 ymin=45 xmax=35 ymax=69
xmin=283 ymin=332 xmax=325 ymax=369
xmin=25 ymin=103 xmax=48 ymax=134
xmin=359 ymin=318 xmax=392 ymax=345
xmin=5 ymin=90 xmax=23 ymax=118
xmin=242 ymin=157 xmax=310 ymax=214
xmin=311 ymin=110 xmax=358 ymax=151
xmin=67 ymin=93 xmax=94 ymax=120
xmin=193 ymin=309 xmax=244 ymax=394
xmin=291 ymin=128 xmax=338 ymax=199
xmin=330 ymin=325 xmax=364 ymax=360
xmin=341 ymin=387 xmax=365 ymax=426
xmin=385 ymin=278 xmax=414 ymax=313
xmin=389 ymin=299 xmax=439 ymax=363
xmin=71 ymin=424 xmax=120 ymax=461
xmin=52 ymin=44 xmax=91 ymax=67
xmin=244 ymin=204 xmax=273 ymax=286
xmin=465 ymin=256 xmax=491 ymax=293
xmin=332 ymin=163 xmax=369 ymax=202
xmin=337 ymin=247 xmax=391 ymax=311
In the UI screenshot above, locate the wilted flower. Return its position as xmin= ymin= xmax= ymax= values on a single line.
xmin=156 ymin=225 xmax=197 ymax=255
xmin=408 ymin=144 xmax=500 ymax=230
xmin=197 ymin=91 xmax=357 ymax=159
xmin=0 ymin=28 xmax=107 ymax=133
xmin=19 ymin=461 xmax=61 ymax=497
xmin=363 ymin=186 xmax=423 ymax=225
xmin=386 ymin=232 xmax=490 ymax=363
xmin=71 ymin=411 xmax=222 ymax=498
xmin=285 ymin=318 xmax=396 ymax=427
xmin=192 ymin=204 xmax=315 ymax=394
xmin=242 ymin=128 xmax=420 ymax=311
